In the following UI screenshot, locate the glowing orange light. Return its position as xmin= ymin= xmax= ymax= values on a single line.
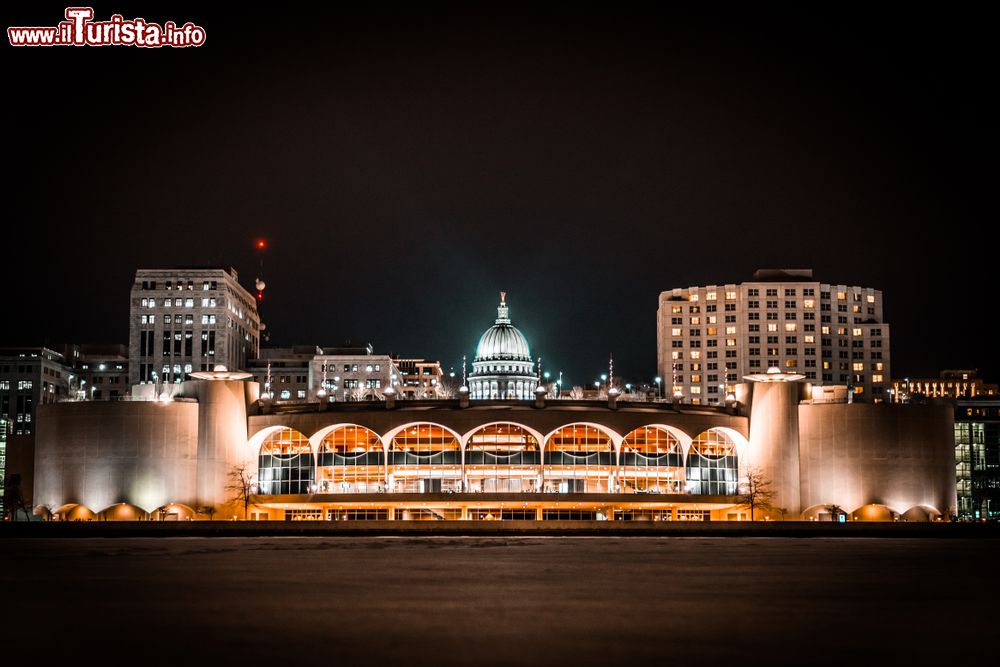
xmin=256 ymin=240 xmax=266 ymax=249
xmin=257 ymin=292 xmax=263 ymax=300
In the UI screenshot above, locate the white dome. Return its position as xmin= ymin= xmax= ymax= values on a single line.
xmin=474 ymin=295 xmax=532 ymax=362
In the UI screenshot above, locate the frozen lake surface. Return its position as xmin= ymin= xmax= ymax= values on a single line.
xmin=1 ymin=536 xmax=996 ymax=665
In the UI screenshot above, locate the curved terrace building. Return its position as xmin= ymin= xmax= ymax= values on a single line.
xmin=32 ymin=367 xmax=955 ymax=522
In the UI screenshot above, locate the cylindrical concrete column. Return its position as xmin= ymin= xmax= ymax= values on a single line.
xmin=193 ymin=379 xmax=252 ymax=507
xmin=746 ymin=381 xmax=805 ymax=517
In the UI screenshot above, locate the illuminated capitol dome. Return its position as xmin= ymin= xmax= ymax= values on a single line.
xmin=470 ymin=292 xmax=538 ymax=399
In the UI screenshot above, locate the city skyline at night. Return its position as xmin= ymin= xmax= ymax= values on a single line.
xmin=5 ymin=4 xmax=996 ymax=385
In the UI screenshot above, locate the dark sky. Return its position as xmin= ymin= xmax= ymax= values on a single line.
xmin=5 ymin=4 xmax=996 ymax=386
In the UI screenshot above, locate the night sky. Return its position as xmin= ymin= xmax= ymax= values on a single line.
xmin=5 ymin=4 xmax=995 ymax=387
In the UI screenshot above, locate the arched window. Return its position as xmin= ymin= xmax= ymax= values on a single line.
xmin=620 ymin=426 xmax=684 ymax=494
xmin=388 ymin=424 xmax=461 ymax=493
xmin=465 ymin=423 xmax=541 ymax=492
xmin=686 ymin=429 xmax=738 ymax=495
xmin=316 ymin=425 xmax=384 ymax=494
xmin=544 ymin=424 xmax=616 ymax=493
xmin=258 ymin=428 xmax=314 ymax=494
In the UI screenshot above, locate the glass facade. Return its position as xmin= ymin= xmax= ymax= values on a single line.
xmin=252 ymin=422 xmax=744 ymax=500
xmin=258 ymin=428 xmax=315 ymax=494
xmin=465 ymin=423 xmax=540 ymax=492
xmin=544 ymin=424 xmax=616 ymax=493
xmin=620 ymin=426 xmax=684 ymax=494
xmin=954 ymin=410 xmax=1000 ymax=521
xmin=388 ymin=424 xmax=462 ymax=493
xmin=685 ymin=429 xmax=739 ymax=495
xmin=317 ymin=425 xmax=384 ymax=493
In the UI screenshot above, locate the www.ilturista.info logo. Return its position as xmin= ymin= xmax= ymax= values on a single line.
xmin=7 ymin=7 xmax=206 ymax=47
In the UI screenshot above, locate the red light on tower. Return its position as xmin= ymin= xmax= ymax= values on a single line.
xmin=256 ymin=239 xmax=266 ymax=249
xmin=257 ymin=291 xmax=263 ymax=301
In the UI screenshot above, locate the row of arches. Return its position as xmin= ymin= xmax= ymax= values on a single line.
xmin=254 ymin=422 xmax=743 ymax=496
xmin=47 ymin=502 xmax=198 ymax=522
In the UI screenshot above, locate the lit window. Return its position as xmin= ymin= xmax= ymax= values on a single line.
xmin=725 ymin=290 xmax=737 ymax=300
xmin=706 ymin=292 xmax=717 ymax=301
xmin=707 ymin=327 xmax=717 ymax=336
xmin=692 ymin=374 xmax=701 ymax=383
xmin=164 ymin=298 xmax=172 ymax=307
xmin=672 ymin=352 xmax=682 ymax=360
xmin=672 ymin=328 xmax=681 ymax=336
xmin=690 ymin=351 xmax=701 ymax=360
xmin=852 ymin=328 xmax=862 ymax=337
xmin=853 ymin=363 xmax=864 ymax=371
xmin=689 ymin=294 xmax=699 ymax=302
xmin=785 ymin=323 xmax=797 ymax=332
xmin=873 ymin=374 xmax=883 ymax=383
xmin=785 ymin=359 xmax=796 ymax=368
xmin=690 ymin=317 xmax=700 ymax=325
xmin=672 ymin=306 xmax=682 ymax=314
xmin=690 ymin=386 xmax=701 ymax=394
xmin=867 ymin=294 xmax=876 ymax=303
xmin=837 ymin=291 xmax=846 ymax=301
xmin=804 ymin=335 xmax=815 ymax=343
xmin=725 ymin=326 xmax=736 ymax=335
xmin=821 ymin=326 xmax=830 ymax=335
xmin=803 ymin=299 xmax=814 ymax=308
xmin=726 ymin=339 xmax=736 ymax=347
xmin=767 ymin=323 xmax=778 ymax=332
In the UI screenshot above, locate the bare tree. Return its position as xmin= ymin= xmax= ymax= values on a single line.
xmin=3 ymin=474 xmax=32 ymax=522
xmin=739 ymin=466 xmax=776 ymax=521
xmin=226 ymin=462 xmax=256 ymax=520
xmin=569 ymin=386 xmax=584 ymax=400
xmin=435 ymin=382 xmax=456 ymax=399
xmin=350 ymin=385 xmax=368 ymax=402
xmin=196 ymin=505 xmax=217 ymax=521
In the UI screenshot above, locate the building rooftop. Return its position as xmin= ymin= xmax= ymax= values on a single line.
xmin=752 ymin=269 xmax=815 ymax=281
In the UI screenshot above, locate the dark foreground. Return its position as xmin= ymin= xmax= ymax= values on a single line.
xmin=1 ymin=537 xmax=996 ymax=665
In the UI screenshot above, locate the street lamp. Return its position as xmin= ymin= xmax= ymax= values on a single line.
xmin=654 ymin=376 xmax=661 ymax=401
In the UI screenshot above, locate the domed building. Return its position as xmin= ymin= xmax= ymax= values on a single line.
xmin=470 ymin=292 xmax=538 ymax=400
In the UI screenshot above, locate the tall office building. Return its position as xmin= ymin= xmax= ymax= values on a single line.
xmin=657 ymin=269 xmax=891 ymax=404
xmin=0 ymin=347 xmax=74 ymax=511
xmin=128 ymin=268 xmax=260 ymax=387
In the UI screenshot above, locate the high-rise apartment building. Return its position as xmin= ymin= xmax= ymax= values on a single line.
xmin=657 ymin=269 xmax=891 ymax=404
xmin=128 ymin=268 xmax=260 ymax=387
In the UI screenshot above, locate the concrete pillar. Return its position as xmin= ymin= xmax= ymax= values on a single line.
xmin=191 ymin=379 xmax=252 ymax=508
xmin=746 ymin=381 xmax=806 ymax=517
